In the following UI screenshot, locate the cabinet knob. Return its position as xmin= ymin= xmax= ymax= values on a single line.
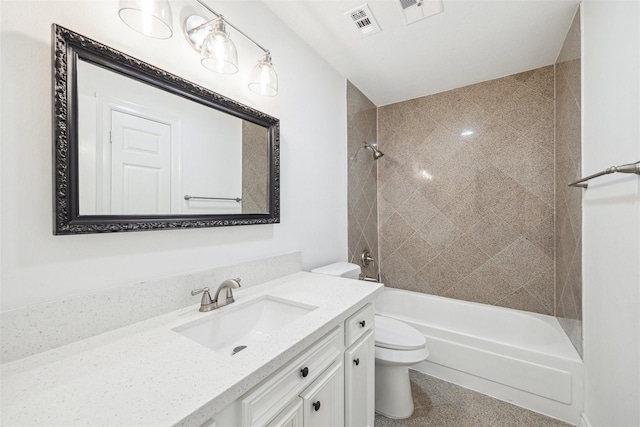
xmin=300 ymin=367 xmax=309 ymax=378
xmin=353 ymin=358 xmax=360 ymax=366
xmin=359 ymin=320 xmax=366 ymax=328
xmin=313 ymin=401 xmax=321 ymax=411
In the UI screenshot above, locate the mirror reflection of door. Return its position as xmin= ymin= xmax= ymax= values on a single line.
xmin=109 ymin=111 xmax=172 ymax=215
xmin=77 ymin=58 xmax=268 ymax=217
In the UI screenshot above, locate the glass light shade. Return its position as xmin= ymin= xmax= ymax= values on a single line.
xmin=200 ymin=18 xmax=238 ymax=74
xmin=118 ymin=0 xmax=173 ymax=39
xmin=248 ymin=54 xmax=278 ymax=97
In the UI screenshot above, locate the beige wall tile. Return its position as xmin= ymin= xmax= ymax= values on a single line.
xmin=347 ymin=82 xmax=379 ymax=278
xmin=350 ymin=47 xmax=581 ymax=336
xmin=377 ymin=66 xmax=556 ymax=315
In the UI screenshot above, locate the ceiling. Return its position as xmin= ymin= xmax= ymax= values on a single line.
xmin=262 ymin=0 xmax=580 ymax=106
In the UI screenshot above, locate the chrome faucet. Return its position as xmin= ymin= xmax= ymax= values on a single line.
xmin=191 ymin=278 xmax=241 ymax=312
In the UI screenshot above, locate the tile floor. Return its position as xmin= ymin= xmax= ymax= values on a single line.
xmin=374 ymin=370 xmax=572 ymax=427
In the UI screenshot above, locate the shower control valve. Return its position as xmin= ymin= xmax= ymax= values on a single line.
xmin=361 ymin=250 xmax=375 ymax=267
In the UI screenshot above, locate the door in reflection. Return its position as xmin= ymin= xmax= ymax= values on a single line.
xmin=109 ymin=111 xmax=172 ymax=214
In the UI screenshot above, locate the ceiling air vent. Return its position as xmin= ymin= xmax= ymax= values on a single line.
xmin=344 ymin=4 xmax=381 ymax=38
xmin=399 ymin=0 xmax=418 ymax=10
xmin=398 ymin=0 xmax=444 ymax=25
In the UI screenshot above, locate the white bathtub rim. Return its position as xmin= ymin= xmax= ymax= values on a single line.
xmin=385 ymin=314 xmax=582 ymax=365
xmin=375 ymin=288 xmax=582 ymax=362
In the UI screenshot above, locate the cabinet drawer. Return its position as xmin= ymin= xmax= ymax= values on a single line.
xmin=242 ymin=327 xmax=343 ymax=427
xmin=344 ymin=304 xmax=374 ymax=347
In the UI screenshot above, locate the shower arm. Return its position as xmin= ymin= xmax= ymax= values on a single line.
xmin=568 ymin=161 xmax=640 ymax=188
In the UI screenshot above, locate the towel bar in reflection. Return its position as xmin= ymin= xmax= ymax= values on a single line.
xmin=184 ymin=195 xmax=242 ymax=203
xmin=568 ymin=161 xmax=640 ymax=188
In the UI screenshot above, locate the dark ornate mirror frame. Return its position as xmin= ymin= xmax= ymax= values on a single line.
xmin=52 ymin=25 xmax=280 ymax=235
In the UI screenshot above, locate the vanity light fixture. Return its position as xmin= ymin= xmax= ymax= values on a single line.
xmin=118 ymin=0 xmax=173 ymax=39
xmin=117 ymin=0 xmax=278 ymax=96
xmin=199 ymin=16 xmax=239 ymax=74
xmin=249 ymin=52 xmax=278 ymax=97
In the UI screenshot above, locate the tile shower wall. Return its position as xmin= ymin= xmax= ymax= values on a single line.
xmin=347 ymin=81 xmax=379 ymax=278
xmin=242 ymin=121 xmax=269 ymax=214
xmin=555 ymin=9 xmax=583 ymax=356
xmin=377 ymin=67 xmax=555 ymax=314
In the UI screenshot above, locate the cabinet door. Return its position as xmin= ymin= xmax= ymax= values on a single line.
xmin=266 ymin=398 xmax=303 ymax=427
xmin=345 ymin=330 xmax=375 ymax=427
xmin=300 ymin=361 xmax=344 ymax=427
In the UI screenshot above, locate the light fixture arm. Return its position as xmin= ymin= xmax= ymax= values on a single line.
xmin=193 ymin=0 xmax=269 ymax=54
xmin=120 ymin=0 xmax=278 ymax=95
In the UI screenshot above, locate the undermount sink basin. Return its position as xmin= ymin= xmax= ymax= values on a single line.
xmin=174 ymin=296 xmax=317 ymax=355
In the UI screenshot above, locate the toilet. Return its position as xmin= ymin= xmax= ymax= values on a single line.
xmin=311 ymin=262 xmax=429 ymax=419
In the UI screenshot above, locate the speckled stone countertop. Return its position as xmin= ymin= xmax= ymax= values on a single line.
xmin=1 ymin=272 xmax=383 ymax=426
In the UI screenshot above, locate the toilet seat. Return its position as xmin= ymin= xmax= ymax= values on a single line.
xmin=374 ymin=315 xmax=429 ymax=366
xmin=375 ymin=345 xmax=429 ymax=366
xmin=374 ymin=315 xmax=426 ymax=350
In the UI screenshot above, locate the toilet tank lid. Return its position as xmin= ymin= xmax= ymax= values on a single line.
xmin=375 ymin=315 xmax=426 ymax=351
xmin=310 ymin=262 xmax=361 ymax=277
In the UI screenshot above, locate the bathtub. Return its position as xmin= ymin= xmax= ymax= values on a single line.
xmin=374 ymin=288 xmax=583 ymax=425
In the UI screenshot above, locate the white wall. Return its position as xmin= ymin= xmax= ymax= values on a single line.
xmin=582 ymin=1 xmax=640 ymax=426
xmin=0 ymin=0 xmax=348 ymax=311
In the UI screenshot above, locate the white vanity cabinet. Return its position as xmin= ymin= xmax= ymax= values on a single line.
xmin=344 ymin=304 xmax=375 ymax=427
xmin=214 ymin=303 xmax=375 ymax=427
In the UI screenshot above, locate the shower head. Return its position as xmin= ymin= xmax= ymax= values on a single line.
xmin=364 ymin=143 xmax=384 ymax=160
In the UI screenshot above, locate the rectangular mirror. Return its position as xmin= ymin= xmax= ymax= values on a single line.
xmin=53 ymin=25 xmax=280 ymax=234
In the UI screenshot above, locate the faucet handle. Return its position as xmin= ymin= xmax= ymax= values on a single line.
xmin=191 ymin=287 xmax=215 ymax=312
xmin=191 ymin=287 xmax=210 ymax=296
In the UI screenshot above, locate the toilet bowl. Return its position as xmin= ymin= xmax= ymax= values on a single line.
xmin=310 ymin=262 xmax=429 ymax=419
xmin=374 ymin=315 xmax=429 ymax=418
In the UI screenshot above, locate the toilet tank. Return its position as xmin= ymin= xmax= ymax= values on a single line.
xmin=311 ymin=262 xmax=361 ymax=279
